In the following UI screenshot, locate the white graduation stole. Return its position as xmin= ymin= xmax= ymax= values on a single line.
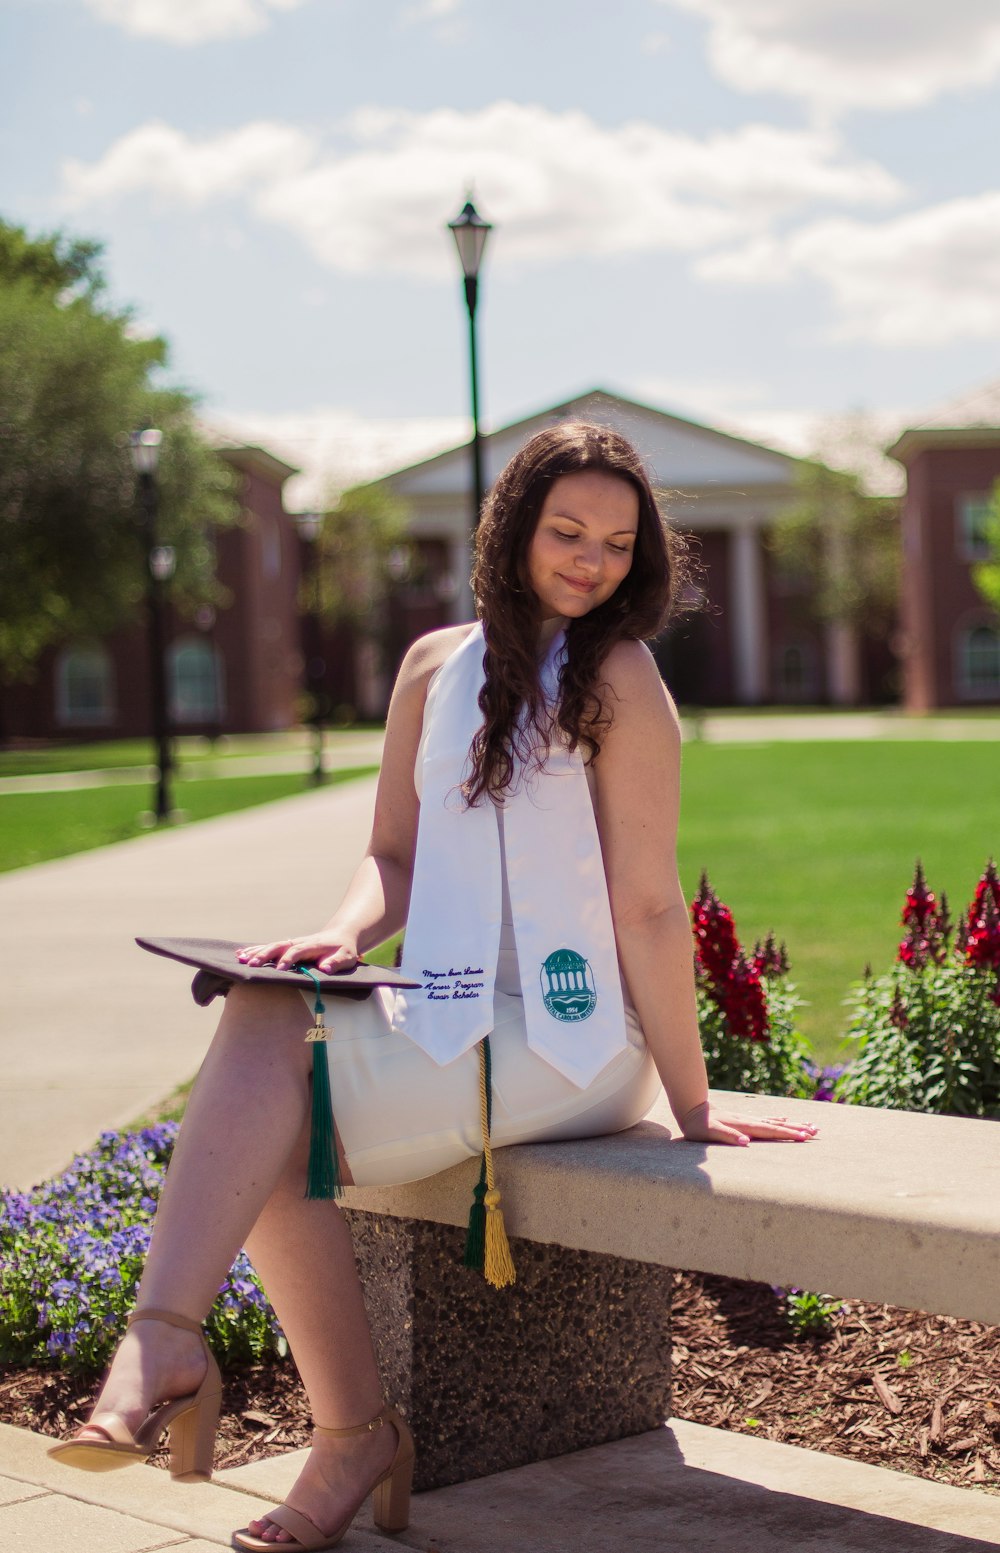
xmin=393 ymin=623 xmax=627 ymax=1088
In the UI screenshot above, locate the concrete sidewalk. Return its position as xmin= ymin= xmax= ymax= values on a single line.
xmin=0 ymin=775 xmax=380 ymax=1189
xmin=4 ymin=1417 xmax=997 ymax=1552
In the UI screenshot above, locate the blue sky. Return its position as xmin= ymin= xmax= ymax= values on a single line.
xmin=4 ymin=0 xmax=1000 ymax=502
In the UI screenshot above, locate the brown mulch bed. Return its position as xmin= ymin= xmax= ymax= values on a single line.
xmin=0 ymin=1354 xmax=315 ymax=1472
xmin=6 ymin=1273 xmax=1000 ymax=1493
xmin=671 ymin=1272 xmax=1000 ymax=1495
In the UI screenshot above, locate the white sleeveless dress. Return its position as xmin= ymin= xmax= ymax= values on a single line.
xmin=310 ymin=666 xmax=661 ymax=1188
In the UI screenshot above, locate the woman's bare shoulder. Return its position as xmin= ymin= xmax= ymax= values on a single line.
xmin=396 ymin=623 xmax=478 ymax=689
xmin=600 ymin=639 xmax=679 ymax=726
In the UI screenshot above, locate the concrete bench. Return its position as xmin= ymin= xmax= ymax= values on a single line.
xmin=342 ymin=1089 xmax=1000 ymax=1490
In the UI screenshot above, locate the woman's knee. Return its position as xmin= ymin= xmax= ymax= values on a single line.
xmin=214 ymin=984 xmax=312 ymax=1061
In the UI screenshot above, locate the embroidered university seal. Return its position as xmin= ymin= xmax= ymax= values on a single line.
xmin=540 ymin=948 xmax=597 ymax=1022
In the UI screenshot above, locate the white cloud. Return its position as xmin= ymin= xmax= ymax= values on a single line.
xmin=85 ymin=0 xmax=308 ymax=45
xmin=61 ymin=102 xmax=902 ymax=277
xmin=667 ymin=0 xmax=1000 ymax=115
xmin=202 ymin=406 xmax=467 ymax=508
xmin=698 ymin=192 xmax=1000 ymax=345
xmin=64 ymin=120 xmax=316 ymax=206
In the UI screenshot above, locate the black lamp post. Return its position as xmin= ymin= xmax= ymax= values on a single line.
xmin=448 ymin=197 xmax=492 ymax=536
xmin=129 ymin=428 xmax=172 ymax=823
xmin=296 ymin=511 xmax=326 ymax=786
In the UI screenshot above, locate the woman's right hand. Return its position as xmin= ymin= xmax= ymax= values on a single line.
xmin=236 ymin=931 xmax=359 ymax=975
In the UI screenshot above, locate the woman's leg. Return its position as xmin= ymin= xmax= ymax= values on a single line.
xmin=80 ymin=982 xmax=397 ymax=1541
xmin=238 ymin=1116 xmax=397 ymax=1544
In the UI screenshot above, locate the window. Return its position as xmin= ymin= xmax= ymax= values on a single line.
xmin=955 ymin=493 xmax=994 ymax=562
xmin=168 ymin=637 xmax=225 ymax=723
xmin=774 ymin=640 xmax=819 ymax=702
xmin=55 ymin=644 xmax=115 ymax=727
xmin=957 ymin=624 xmax=1000 ymax=698
xmin=259 ymin=514 xmax=282 ymax=580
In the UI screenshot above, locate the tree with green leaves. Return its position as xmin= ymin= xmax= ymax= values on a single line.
xmin=769 ymin=460 xmax=900 ymax=702
xmin=305 ymin=480 xmax=413 ymax=720
xmin=971 ymin=480 xmax=1000 ymax=617
xmin=310 ymin=481 xmax=411 ymax=627
xmin=0 ymin=220 xmax=239 ymax=681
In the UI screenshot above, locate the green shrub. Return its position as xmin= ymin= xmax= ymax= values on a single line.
xmin=838 ymin=862 xmax=1000 ymax=1116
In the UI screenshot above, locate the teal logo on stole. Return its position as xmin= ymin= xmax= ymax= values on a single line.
xmin=540 ymin=948 xmax=597 ymax=1022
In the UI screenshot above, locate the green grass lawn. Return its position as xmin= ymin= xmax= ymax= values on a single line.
xmin=677 ymin=740 xmax=1000 ymax=1063
xmin=0 ymin=767 xmax=378 ymax=873
xmin=0 ymin=730 xmax=381 ymax=777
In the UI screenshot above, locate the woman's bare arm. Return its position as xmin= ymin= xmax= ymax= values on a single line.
xmin=239 ymin=624 xmax=475 ymax=974
xmin=594 ymin=640 xmax=816 ymax=1147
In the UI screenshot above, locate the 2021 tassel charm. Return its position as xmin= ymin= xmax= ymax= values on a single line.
xmin=295 ymin=966 xmax=342 ymax=1202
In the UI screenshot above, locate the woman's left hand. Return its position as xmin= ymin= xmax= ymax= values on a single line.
xmin=678 ymin=1101 xmax=818 ymax=1147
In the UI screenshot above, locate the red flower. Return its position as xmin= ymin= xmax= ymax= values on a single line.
xmin=897 ymin=863 xmax=947 ymax=967
xmin=691 ymin=873 xmax=771 ymax=1043
xmin=902 ymin=860 xmax=936 ymax=929
xmin=691 ymin=871 xmax=740 ymax=988
xmin=888 ymin=986 xmax=909 ymax=1030
xmin=720 ymin=953 xmax=770 ymax=1042
xmin=752 ymin=932 xmax=788 ymax=980
xmin=972 ymin=859 xmax=1000 ymax=913
xmin=966 ymin=889 xmax=1000 ymax=971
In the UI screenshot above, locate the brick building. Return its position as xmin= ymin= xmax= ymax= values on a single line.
xmin=0 ymin=445 xmax=308 ymax=742
xmin=888 ymin=387 xmax=1000 ymax=710
xmin=2 ymin=391 xmax=911 ymax=745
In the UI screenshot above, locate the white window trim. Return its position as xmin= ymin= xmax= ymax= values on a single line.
xmin=955 ymin=492 xmax=994 ymax=564
xmin=954 ymin=618 xmax=1000 ymax=700
xmin=55 ymin=644 xmax=116 ymax=728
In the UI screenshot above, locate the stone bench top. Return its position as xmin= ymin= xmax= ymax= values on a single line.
xmin=344 ymin=1089 xmax=1000 ymax=1325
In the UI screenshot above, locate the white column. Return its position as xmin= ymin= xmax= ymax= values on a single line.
xmin=451 ymin=536 xmax=475 ymax=624
xmin=825 ymin=623 xmax=861 ymax=705
xmin=729 ymin=524 xmax=767 ymax=704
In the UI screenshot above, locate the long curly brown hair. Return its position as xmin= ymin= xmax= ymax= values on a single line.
xmin=465 ymin=421 xmax=686 ymax=805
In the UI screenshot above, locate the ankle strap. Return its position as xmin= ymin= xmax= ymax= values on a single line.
xmin=313 ymin=1404 xmax=394 ymax=1438
xmin=127 ymin=1308 xmax=204 ymax=1335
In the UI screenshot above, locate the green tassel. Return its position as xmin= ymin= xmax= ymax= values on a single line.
xmin=463 ymin=1164 xmax=487 ymax=1269
xmin=294 ymin=965 xmax=342 ymax=1202
xmin=306 ymin=1039 xmax=341 ymax=1200
xmin=463 ymin=1036 xmax=496 ymax=1271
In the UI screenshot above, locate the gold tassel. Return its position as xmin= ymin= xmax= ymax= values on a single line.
xmin=477 ymin=1039 xmax=516 ymax=1289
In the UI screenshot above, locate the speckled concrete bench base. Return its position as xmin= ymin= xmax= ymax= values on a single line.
xmin=344 ymin=1209 xmax=673 ymax=1492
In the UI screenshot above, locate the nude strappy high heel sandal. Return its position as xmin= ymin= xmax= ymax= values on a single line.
xmin=47 ymin=1308 xmax=222 ymax=1482
xmin=232 ymin=1404 xmax=415 ymax=1552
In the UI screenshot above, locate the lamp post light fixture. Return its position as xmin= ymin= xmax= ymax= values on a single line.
xmin=295 ymin=510 xmax=326 ymax=786
xmin=129 ymin=428 xmax=172 ymax=823
xmin=447 ymin=197 xmax=492 ymax=538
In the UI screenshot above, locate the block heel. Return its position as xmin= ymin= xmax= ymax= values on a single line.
xmin=370 ymin=1414 xmax=414 ymax=1532
xmin=167 ymin=1375 xmax=223 ymax=1481
xmin=232 ymin=1403 xmax=415 ymax=1551
xmin=47 ymin=1308 xmax=221 ymax=1482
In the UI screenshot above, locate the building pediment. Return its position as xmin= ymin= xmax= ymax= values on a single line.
xmin=389 ymin=389 xmax=800 ymax=500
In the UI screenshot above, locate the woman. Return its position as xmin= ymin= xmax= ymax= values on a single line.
xmin=48 ymin=423 xmax=817 ymax=1549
